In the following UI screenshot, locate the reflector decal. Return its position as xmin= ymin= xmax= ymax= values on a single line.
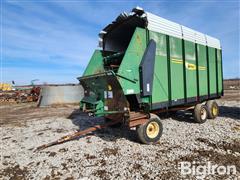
xmin=171 ymin=58 xmax=206 ymax=71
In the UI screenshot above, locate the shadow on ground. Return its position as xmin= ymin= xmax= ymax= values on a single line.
xmin=158 ymin=111 xmax=195 ymax=123
xmin=218 ymin=106 xmax=240 ymax=120
xmin=68 ymin=109 xmax=138 ymax=143
xmin=158 ymin=105 xmax=240 ymax=121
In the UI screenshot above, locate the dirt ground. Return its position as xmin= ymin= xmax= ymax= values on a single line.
xmin=0 ymin=90 xmax=239 ymax=179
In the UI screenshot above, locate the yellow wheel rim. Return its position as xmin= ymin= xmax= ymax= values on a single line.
xmin=212 ymin=105 xmax=218 ymax=116
xmin=146 ymin=121 xmax=159 ymax=139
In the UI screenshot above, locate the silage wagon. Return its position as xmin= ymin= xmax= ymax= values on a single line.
xmin=78 ymin=7 xmax=223 ymax=144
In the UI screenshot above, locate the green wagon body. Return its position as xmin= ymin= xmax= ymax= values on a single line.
xmin=78 ymin=7 xmax=223 ymax=118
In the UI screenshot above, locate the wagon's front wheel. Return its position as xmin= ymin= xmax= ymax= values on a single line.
xmin=137 ymin=114 xmax=163 ymax=144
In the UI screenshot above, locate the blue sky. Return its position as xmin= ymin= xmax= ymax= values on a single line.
xmin=2 ymin=0 xmax=239 ymax=85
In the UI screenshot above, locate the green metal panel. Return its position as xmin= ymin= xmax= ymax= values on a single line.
xmin=149 ymin=31 xmax=168 ymax=103
xmin=169 ymin=36 xmax=184 ymax=100
xmin=197 ymin=44 xmax=208 ymax=96
xmin=83 ymin=50 xmax=105 ymax=76
xmin=208 ymin=47 xmax=217 ymax=94
xmin=118 ymin=27 xmax=146 ymax=95
xmin=81 ymin=25 xmax=223 ymax=115
xmin=182 ymin=40 xmax=187 ymax=101
xmin=195 ymin=43 xmax=200 ymax=98
xmin=184 ymin=40 xmax=197 ymax=98
xmin=217 ymin=49 xmax=223 ymax=94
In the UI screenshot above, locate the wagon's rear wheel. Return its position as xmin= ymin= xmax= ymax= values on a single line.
xmin=194 ymin=104 xmax=208 ymax=123
xmin=137 ymin=114 xmax=163 ymax=144
xmin=206 ymin=100 xmax=219 ymax=119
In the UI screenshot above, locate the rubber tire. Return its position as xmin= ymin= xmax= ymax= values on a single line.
xmin=137 ymin=114 xmax=163 ymax=144
xmin=206 ymin=100 xmax=219 ymax=119
xmin=194 ymin=104 xmax=208 ymax=124
xmin=104 ymin=118 xmax=122 ymax=128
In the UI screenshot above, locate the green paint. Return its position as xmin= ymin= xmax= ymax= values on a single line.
xmin=149 ymin=31 xmax=168 ymax=103
xmin=197 ymin=44 xmax=208 ymax=96
xmin=83 ymin=50 xmax=105 ymax=76
xmin=117 ymin=27 xmax=146 ymax=95
xmin=185 ymin=40 xmax=197 ymax=98
xmin=217 ymin=49 xmax=223 ymax=94
xmin=80 ymin=24 xmax=223 ymax=115
xmin=169 ymin=36 xmax=184 ymax=100
xmin=208 ymin=47 xmax=217 ymax=94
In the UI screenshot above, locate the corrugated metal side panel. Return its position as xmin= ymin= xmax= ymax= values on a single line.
xmin=206 ymin=35 xmax=221 ymax=49
xmin=146 ymin=12 xmax=221 ymax=49
xmin=182 ymin=26 xmax=196 ymax=43
xmin=195 ymin=31 xmax=206 ymax=45
xmin=147 ymin=12 xmax=182 ymax=39
xmin=182 ymin=26 xmax=206 ymax=46
xmin=38 ymin=85 xmax=84 ymax=107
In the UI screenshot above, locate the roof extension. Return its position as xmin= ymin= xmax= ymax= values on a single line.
xmin=99 ymin=7 xmax=221 ymax=49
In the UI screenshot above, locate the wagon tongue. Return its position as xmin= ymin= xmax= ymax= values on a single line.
xmin=78 ymin=71 xmax=128 ymax=116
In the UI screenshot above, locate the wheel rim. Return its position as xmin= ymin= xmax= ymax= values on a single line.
xmin=200 ymin=108 xmax=207 ymax=120
xmin=212 ymin=105 xmax=218 ymax=116
xmin=146 ymin=121 xmax=159 ymax=139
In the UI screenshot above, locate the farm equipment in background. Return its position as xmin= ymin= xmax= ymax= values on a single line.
xmin=0 ymin=86 xmax=41 ymax=104
xmin=0 ymin=83 xmax=13 ymax=91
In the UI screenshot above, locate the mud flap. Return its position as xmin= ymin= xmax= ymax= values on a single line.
xmin=139 ymin=39 xmax=156 ymax=97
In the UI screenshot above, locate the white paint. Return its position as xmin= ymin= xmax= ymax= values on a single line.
xmin=104 ymin=91 xmax=107 ymax=99
xmin=146 ymin=12 xmax=221 ymax=49
xmin=108 ymin=91 xmax=113 ymax=98
xmin=179 ymin=161 xmax=237 ymax=179
xmin=147 ymin=83 xmax=150 ymax=92
xmin=126 ymin=89 xmax=134 ymax=94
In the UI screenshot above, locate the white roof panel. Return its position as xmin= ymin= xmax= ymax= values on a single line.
xmin=147 ymin=12 xmax=182 ymax=39
xmin=100 ymin=7 xmax=221 ymax=49
xmin=146 ymin=11 xmax=221 ymax=49
xmin=206 ymin=35 xmax=221 ymax=49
